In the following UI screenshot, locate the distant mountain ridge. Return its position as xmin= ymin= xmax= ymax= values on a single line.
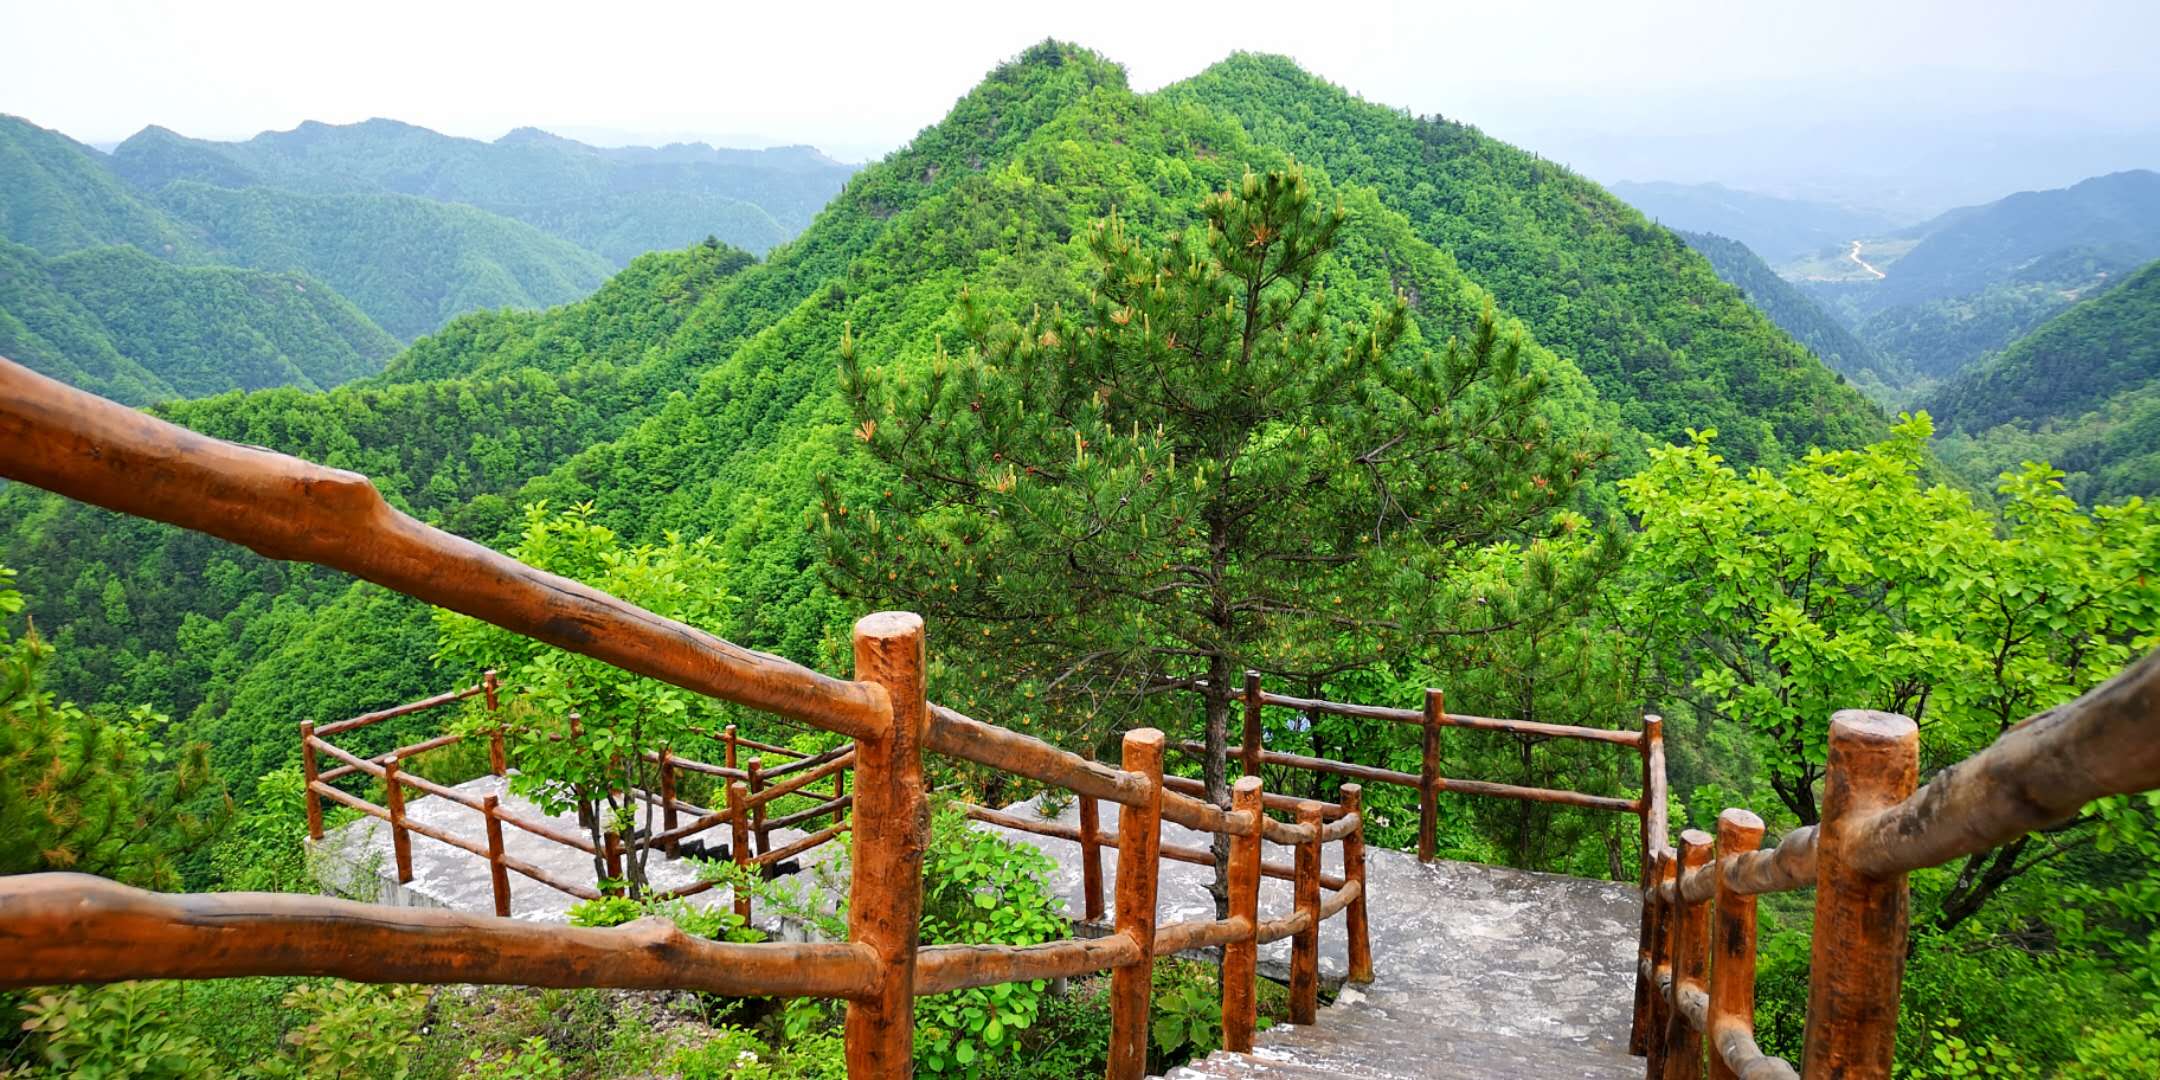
xmin=1612 ymin=180 xmax=1907 ymax=265
xmin=111 ymin=118 xmax=857 ymax=262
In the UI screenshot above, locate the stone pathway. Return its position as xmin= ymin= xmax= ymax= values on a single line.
xmin=323 ymin=780 xmax=1647 ymax=1077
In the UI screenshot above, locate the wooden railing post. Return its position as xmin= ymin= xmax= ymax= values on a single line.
xmin=1631 ymin=712 xmax=1667 ymax=1056
xmin=299 ymin=721 xmax=324 ymax=841
xmin=484 ymin=669 xmax=505 ymax=777
xmin=1222 ymin=775 xmax=1263 ymax=1052
xmin=1644 ymin=848 xmax=1676 ymax=1077
xmin=1708 ymin=809 xmax=1765 ymax=1080
xmin=604 ymin=829 xmax=624 ymax=894
xmin=1240 ymin=669 xmax=1263 ymax=778
xmin=1663 ymin=830 xmax=1713 ymax=1080
xmin=383 ymin=757 xmax=414 ymax=884
xmin=1340 ymin=783 xmax=1373 ymax=984
xmin=846 ymin=612 xmax=930 ymax=1078
xmin=659 ymin=749 xmax=679 ymax=857
xmin=1802 ymin=712 xmax=1918 ymax=1079
xmin=727 ymin=780 xmax=752 ymax=921
xmin=832 ymin=765 xmax=848 ymax=829
xmin=1290 ymin=800 xmax=1325 ymax=1025
xmin=1418 ymin=688 xmax=1444 ymax=863
xmin=722 ymin=723 xmax=738 ymax=770
xmin=1108 ymin=727 xmax=1165 ymax=1080
xmin=482 ymin=794 xmax=511 ymax=918
xmin=1079 ymin=795 xmax=1105 ymax=923
xmin=748 ymin=756 xmax=769 ymax=856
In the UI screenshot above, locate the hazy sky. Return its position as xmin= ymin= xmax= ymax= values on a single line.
xmin=7 ymin=0 xmax=2158 ymax=214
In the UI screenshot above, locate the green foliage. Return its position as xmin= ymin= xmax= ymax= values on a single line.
xmin=566 ymin=893 xmax=762 ymax=943
xmin=1150 ymin=960 xmax=1222 ymax=1061
xmin=1621 ymin=415 xmax=2160 ymax=825
xmin=0 ymin=564 xmax=230 ymax=886
xmin=12 ymin=982 xmax=220 ymax=1079
xmin=252 ymin=983 xmax=424 ymax=1080
xmin=1676 ymin=230 xmax=1892 ymax=390
xmin=466 ymin=1036 xmax=569 ymax=1080
xmin=436 ymin=503 xmax=735 ymax=894
xmin=206 ymin=765 xmax=315 ymax=891
xmin=0 ymin=115 xmax=204 ymax=259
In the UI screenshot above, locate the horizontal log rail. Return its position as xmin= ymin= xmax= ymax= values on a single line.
xmin=1634 ymin=652 xmax=2160 ymax=1078
xmin=1170 ymin=676 xmax=1646 ymax=745
xmin=0 ymin=873 xmax=878 ymax=998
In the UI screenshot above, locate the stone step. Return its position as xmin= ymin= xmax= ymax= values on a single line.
xmin=1159 ymin=999 xmax=1641 ymax=1080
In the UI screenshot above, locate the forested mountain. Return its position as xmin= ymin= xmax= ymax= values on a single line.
xmin=0 ymin=239 xmax=397 ymax=402
xmin=1805 ymin=170 xmax=2160 ymax=393
xmin=151 ymin=181 xmax=614 ymax=340
xmin=1674 ymin=229 xmax=1893 ymax=390
xmin=1612 ymin=180 xmax=1905 ymax=264
xmin=112 ymin=119 xmax=856 ymax=262
xmin=0 ymin=42 xmax=1891 ymax=794
xmin=1928 ymin=258 xmax=2160 ymax=502
xmin=1164 ymin=54 xmax=1887 ymax=466
xmin=0 ymin=115 xmax=203 ymax=260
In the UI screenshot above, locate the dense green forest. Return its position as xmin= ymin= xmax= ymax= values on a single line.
xmin=1929 ymin=258 xmax=2160 ymax=501
xmin=1674 ymin=229 xmax=1893 ymax=391
xmin=113 ymin=119 xmax=856 ymax=262
xmin=0 ymin=238 xmax=397 ymax=402
xmin=149 ymin=180 xmax=615 ymax=340
xmin=3 ymin=42 xmax=2157 ymax=1079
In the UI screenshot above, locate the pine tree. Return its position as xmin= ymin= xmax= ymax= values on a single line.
xmin=822 ymin=166 xmax=1614 ymax=911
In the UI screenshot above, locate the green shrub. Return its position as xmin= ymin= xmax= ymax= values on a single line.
xmin=13 ymin=982 xmax=220 ymax=1079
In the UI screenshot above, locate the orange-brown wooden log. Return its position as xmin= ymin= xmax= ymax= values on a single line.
xmin=0 ymin=873 xmax=878 ymax=997
xmin=1851 ymin=648 xmax=2160 ymax=878
xmin=1080 ymin=795 xmax=1106 ymax=922
xmin=0 ymin=359 xmax=891 ymax=740
xmin=925 ymin=703 xmax=1150 ymax=808
xmin=743 ymin=749 xmax=856 ymax=808
xmin=1290 ymin=800 xmax=1323 ymax=1025
xmin=718 ymin=731 xmax=810 ymax=759
xmin=1254 ymin=908 xmax=1313 ymax=945
xmin=1180 ymin=739 xmax=1420 ymax=791
xmin=1317 ymin=878 xmax=1362 ymax=920
xmin=723 ymin=724 xmax=738 ymax=770
xmin=317 ymin=682 xmax=486 ymax=737
xmin=844 ymin=612 xmax=930 ymax=1079
xmin=383 ymin=758 xmax=414 ymax=884
xmin=1318 ymin=810 xmax=1362 ymax=843
xmin=958 ymin=803 xmax=1339 ymax=888
xmin=1240 ymin=669 xmax=1264 ymax=777
xmin=1663 ymin=830 xmax=1714 ymax=1079
xmin=1712 ymin=1022 xmax=1800 ymax=1080
xmin=1223 ymin=776 xmax=1263 ymax=1054
xmin=747 ymin=757 xmax=769 ymax=857
xmin=647 ymin=752 xmax=746 ymax=780
xmin=1709 ymin=809 xmax=1767 ymax=1080
xmin=760 ymin=741 xmax=852 ymax=778
xmin=755 ymin=821 xmax=849 ymax=867
xmin=1632 ymin=712 xmax=1669 ymax=1056
xmin=1802 ymin=711 xmax=1918 ymax=1079
xmin=300 ymin=721 xmax=324 ymax=841
xmin=1419 ymin=689 xmax=1443 ymax=863
xmin=728 ymin=780 xmax=753 ymax=921
xmin=1340 ymin=784 xmax=1373 ymax=984
xmin=1642 ymin=847 xmax=1676 ymax=1074
xmin=1161 ymin=774 xmax=1348 ymax=819
xmin=913 ymin=934 xmax=1144 ymax=996
xmin=1678 ymin=826 xmax=1817 ymax=904
xmin=484 ymin=670 xmax=505 ymax=776
xmin=1108 ymin=728 xmax=1165 ymax=1080
xmin=483 ymin=794 xmax=512 ymax=918
xmin=311 ymin=736 xmax=599 ymax=854
xmin=1439 ymin=776 xmax=1639 ymax=814
xmin=659 ymin=750 xmax=679 ymax=856
xmin=831 ymin=767 xmax=848 ymax=829
xmin=765 ymin=793 xmax=852 ymax=833
xmin=1175 ymin=678 xmax=1650 ymax=747
xmin=1153 ymin=916 xmax=1251 ymax=955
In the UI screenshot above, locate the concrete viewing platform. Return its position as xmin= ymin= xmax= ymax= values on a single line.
xmin=319 ymin=777 xmax=1643 ymax=1077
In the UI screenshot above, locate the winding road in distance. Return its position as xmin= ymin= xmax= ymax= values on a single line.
xmin=1846 ymin=239 xmax=1887 ymax=279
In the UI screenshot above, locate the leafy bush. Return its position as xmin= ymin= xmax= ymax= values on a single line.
xmin=13 ymin=982 xmax=219 ymax=1079
xmin=566 ymin=894 xmax=762 ymax=943
xmin=467 ymin=1036 xmax=568 ymax=1080
xmin=1150 ymin=960 xmax=1222 ymax=1062
xmin=254 ymin=982 xmax=424 ymax=1079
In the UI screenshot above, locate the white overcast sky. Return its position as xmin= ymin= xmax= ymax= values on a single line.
xmin=6 ymin=0 xmax=2157 ymax=211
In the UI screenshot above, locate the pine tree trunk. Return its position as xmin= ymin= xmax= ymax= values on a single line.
xmin=1204 ymin=652 xmax=1232 ymax=919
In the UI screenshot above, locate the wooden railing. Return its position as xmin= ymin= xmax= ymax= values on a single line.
xmin=3 ymin=353 xmax=2157 ymax=1080
xmin=301 ymin=678 xmax=858 ymax=917
xmin=1631 ymin=655 xmax=2160 ymax=1079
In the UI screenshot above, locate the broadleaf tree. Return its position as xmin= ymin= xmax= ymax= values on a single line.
xmin=821 ymin=166 xmax=1614 ymax=910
